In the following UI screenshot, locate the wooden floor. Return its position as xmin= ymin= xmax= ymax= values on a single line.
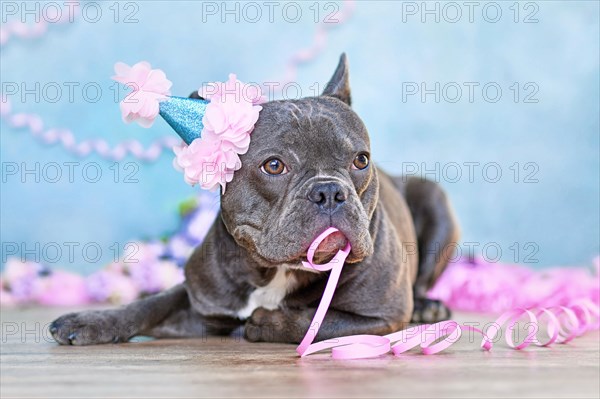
xmin=1 ymin=307 xmax=599 ymax=398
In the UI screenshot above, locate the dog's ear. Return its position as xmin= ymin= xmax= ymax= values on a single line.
xmin=189 ymin=91 xmax=205 ymax=100
xmin=322 ymin=53 xmax=351 ymax=106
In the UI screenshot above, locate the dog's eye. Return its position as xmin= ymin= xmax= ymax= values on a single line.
xmin=261 ymin=158 xmax=288 ymax=175
xmin=352 ymin=153 xmax=370 ymax=170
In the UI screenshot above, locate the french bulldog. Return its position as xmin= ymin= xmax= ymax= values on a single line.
xmin=50 ymin=54 xmax=459 ymax=345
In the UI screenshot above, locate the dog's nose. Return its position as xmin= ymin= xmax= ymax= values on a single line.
xmin=308 ymin=182 xmax=348 ymax=212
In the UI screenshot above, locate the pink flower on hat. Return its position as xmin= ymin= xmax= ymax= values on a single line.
xmin=173 ymin=137 xmax=240 ymax=191
xmin=112 ymin=61 xmax=172 ymax=127
xmin=199 ymin=73 xmax=265 ymax=105
xmin=173 ymin=76 xmax=263 ymax=192
xmin=203 ymin=92 xmax=261 ymax=153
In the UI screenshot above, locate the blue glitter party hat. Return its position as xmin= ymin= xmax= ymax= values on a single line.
xmin=158 ymin=96 xmax=209 ymax=145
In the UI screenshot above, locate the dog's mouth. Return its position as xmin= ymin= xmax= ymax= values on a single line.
xmin=247 ymin=212 xmax=372 ymax=268
xmin=309 ymin=230 xmax=349 ymax=265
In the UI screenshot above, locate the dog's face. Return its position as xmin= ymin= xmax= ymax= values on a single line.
xmin=221 ymin=54 xmax=379 ymax=266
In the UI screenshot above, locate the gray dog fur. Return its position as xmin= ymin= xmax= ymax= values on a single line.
xmin=50 ymin=54 xmax=459 ymax=345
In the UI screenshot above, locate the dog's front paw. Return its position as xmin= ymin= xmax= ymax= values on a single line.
xmin=49 ymin=310 xmax=133 ymax=345
xmin=244 ymin=307 xmax=286 ymax=342
xmin=244 ymin=307 xmax=304 ymax=343
xmin=411 ymin=298 xmax=451 ymax=324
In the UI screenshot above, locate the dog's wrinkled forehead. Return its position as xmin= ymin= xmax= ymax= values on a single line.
xmin=248 ymin=96 xmax=370 ymax=166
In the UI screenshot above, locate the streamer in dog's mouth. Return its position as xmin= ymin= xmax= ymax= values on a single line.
xmin=311 ymin=230 xmax=349 ymax=265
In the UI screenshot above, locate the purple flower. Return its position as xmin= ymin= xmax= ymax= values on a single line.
xmin=33 ymin=271 xmax=89 ymax=306
xmin=185 ymin=206 xmax=218 ymax=244
xmin=123 ymin=242 xmax=182 ymax=294
xmin=166 ymin=236 xmax=194 ymax=266
xmin=86 ymin=269 xmax=139 ymax=304
xmin=0 ymin=277 xmax=16 ymax=307
xmin=2 ymin=258 xmax=43 ymax=302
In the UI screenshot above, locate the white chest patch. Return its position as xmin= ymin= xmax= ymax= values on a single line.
xmin=237 ymin=267 xmax=297 ymax=319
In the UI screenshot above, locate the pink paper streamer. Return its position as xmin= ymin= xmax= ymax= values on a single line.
xmin=297 ymin=229 xmax=600 ymax=359
xmin=428 ymin=256 xmax=600 ymax=313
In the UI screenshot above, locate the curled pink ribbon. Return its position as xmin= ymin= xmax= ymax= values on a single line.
xmin=297 ymin=228 xmax=600 ymax=359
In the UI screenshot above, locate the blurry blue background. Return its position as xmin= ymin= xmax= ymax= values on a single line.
xmin=1 ymin=1 xmax=598 ymax=274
